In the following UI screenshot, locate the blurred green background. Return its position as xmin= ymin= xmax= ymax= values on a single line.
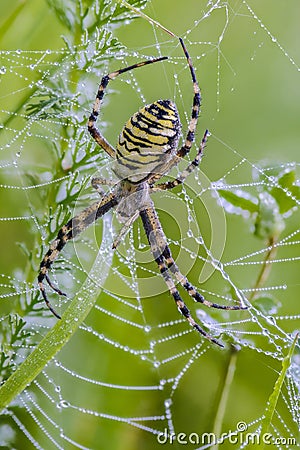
xmin=0 ymin=1 xmax=299 ymax=449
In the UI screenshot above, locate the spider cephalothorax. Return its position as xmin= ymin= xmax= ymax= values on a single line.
xmin=38 ymin=38 xmax=247 ymax=347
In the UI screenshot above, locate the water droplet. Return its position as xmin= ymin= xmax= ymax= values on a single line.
xmin=187 ymin=229 xmax=193 ymax=238
xmin=149 ymin=340 xmax=156 ymax=348
xmin=266 ymin=316 xmax=276 ymax=325
xmin=164 ymin=398 xmax=172 ymax=408
xmin=57 ymin=400 xmax=70 ymax=409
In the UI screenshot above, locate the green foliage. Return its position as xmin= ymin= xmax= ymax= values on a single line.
xmin=218 ymin=165 xmax=299 ymax=241
xmin=0 ymin=314 xmax=31 ymax=383
xmin=258 ymin=165 xmax=300 ymax=215
xmin=218 ymin=165 xmax=299 ymax=329
xmin=218 ymin=189 xmax=258 ymax=213
xmin=0 ymin=0 xmax=152 ymax=408
xmin=254 ymin=191 xmax=285 ymax=240
xmin=45 ymin=0 xmax=148 ymax=32
xmin=251 ymin=295 xmax=281 ymax=315
xmin=253 ymin=333 xmax=299 ymax=449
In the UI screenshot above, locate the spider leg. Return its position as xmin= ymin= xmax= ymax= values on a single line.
xmin=162 ymin=245 xmax=248 ymax=310
xmin=88 ymin=55 xmax=168 ymax=159
xmin=155 ymin=253 xmax=223 ymax=347
xmin=38 ymin=191 xmax=118 ymax=318
xmin=112 ymin=210 xmax=140 ymax=249
xmin=139 ymin=205 xmax=224 ymax=347
xmin=92 ymin=177 xmax=117 ymax=189
xmin=151 ymin=129 xmax=209 ymax=192
xmin=147 ymin=38 xmax=202 ymax=186
xmin=177 ymin=37 xmax=201 ymax=158
xmin=91 ymin=177 xmax=117 ymax=197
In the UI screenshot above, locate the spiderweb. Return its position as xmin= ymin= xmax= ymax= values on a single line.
xmin=0 ymin=1 xmax=299 ymax=449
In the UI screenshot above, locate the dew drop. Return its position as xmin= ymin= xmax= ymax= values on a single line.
xmin=266 ymin=316 xmax=277 ymax=326
xmin=57 ymin=400 xmax=70 ymax=409
xmin=187 ymin=229 xmax=193 ymax=238
xmin=164 ymin=398 xmax=172 ymax=408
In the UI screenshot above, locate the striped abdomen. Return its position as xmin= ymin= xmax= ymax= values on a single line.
xmin=113 ymin=99 xmax=181 ymax=183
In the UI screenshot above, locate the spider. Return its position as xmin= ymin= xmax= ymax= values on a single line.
xmin=38 ymin=38 xmax=247 ymax=347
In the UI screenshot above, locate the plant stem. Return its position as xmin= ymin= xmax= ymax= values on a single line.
xmin=0 ymin=216 xmax=113 ymax=411
xmin=211 ymin=235 xmax=279 ymax=444
xmin=252 ymin=333 xmax=299 ymax=449
xmin=249 ymin=236 xmax=278 ymax=301
xmin=211 ymin=346 xmax=239 ymax=449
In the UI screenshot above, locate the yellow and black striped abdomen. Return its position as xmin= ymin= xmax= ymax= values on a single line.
xmin=113 ymin=99 xmax=181 ymax=183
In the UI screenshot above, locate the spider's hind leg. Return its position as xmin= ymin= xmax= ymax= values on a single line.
xmin=140 ymin=206 xmax=224 ymax=347
xmin=162 ymin=246 xmax=248 ymax=311
xmin=156 ymin=254 xmax=224 ymax=347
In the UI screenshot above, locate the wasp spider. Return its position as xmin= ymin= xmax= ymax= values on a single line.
xmin=38 ymin=38 xmax=247 ymax=347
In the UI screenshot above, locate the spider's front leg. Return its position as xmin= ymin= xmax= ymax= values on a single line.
xmin=38 ymin=191 xmax=118 ymax=318
xmin=88 ymin=55 xmax=168 ymax=158
xmin=147 ymin=37 xmax=204 ymax=188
